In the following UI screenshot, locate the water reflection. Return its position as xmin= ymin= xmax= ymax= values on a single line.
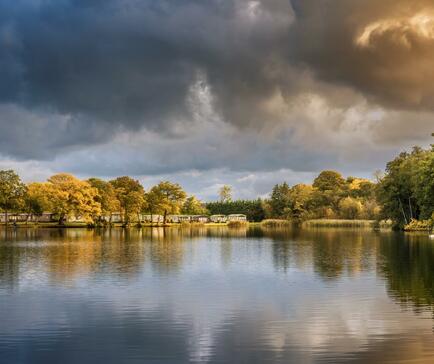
xmin=0 ymin=227 xmax=434 ymax=363
xmin=378 ymin=233 xmax=434 ymax=312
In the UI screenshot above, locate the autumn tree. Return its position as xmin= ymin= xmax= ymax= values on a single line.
xmin=23 ymin=183 xmax=50 ymax=222
xmin=88 ymin=178 xmax=120 ymax=224
xmin=287 ymin=184 xmax=314 ymax=221
xmin=219 ymin=185 xmax=232 ymax=203
xmin=46 ymin=173 xmax=101 ymax=224
xmin=182 ymin=196 xmax=208 ymax=215
xmin=110 ymin=176 xmax=145 ymax=225
xmin=145 ymin=189 xmax=164 ymax=222
xmin=0 ymin=170 xmax=27 ymax=226
xmin=149 ymin=181 xmax=187 ymax=224
xmin=339 ymin=197 xmax=363 ymax=219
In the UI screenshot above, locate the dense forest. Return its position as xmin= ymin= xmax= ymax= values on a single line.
xmin=0 ymin=144 xmax=433 ymax=229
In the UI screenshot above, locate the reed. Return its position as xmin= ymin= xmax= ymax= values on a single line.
xmin=302 ymin=219 xmax=375 ymax=228
xmin=180 ymin=221 xmax=205 ymax=227
xmin=261 ymin=219 xmax=291 ymax=228
xmin=227 ymin=220 xmax=248 ymax=228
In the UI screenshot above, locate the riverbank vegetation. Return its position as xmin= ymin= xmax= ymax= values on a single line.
xmin=0 ymin=172 xmax=193 ymax=226
xmin=0 ymin=142 xmax=433 ymax=230
xmin=264 ymin=172 xmax=380 ymax=222
xmin=302 ymin=219 xmax=376 ymax=228
xmin=261 ymin=219 xmax=292 ymax=228
xmin=377 ymin=145 xmax=434 ymax=230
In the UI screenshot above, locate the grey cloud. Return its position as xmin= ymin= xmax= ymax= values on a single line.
xmin=1 ymin=0 xmax=433 ymax=183
xmin=0 ymin=0 xmax=295 ymax=159
xmin=0 ymin=104 xmax=115 ymax=159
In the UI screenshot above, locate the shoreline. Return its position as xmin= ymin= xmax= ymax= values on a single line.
xmin=3 ymin=218 xmax=429 ymax=231
xmin=0 ymin=222 xmax=260 ymax=229
xmin=0 ymin=219 xmax=398 ymax=230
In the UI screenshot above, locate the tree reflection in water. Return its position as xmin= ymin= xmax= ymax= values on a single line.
xmin=0 ymin=226 xmax=434 ymax=317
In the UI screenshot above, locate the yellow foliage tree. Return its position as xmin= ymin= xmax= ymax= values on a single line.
xmin=339 ymin=197 xmax=363 ymax=220
xmin=149 ymin=181 xmax=187 ymax=224
xmin=46 ymin=173 xmax=101 ymax=224
xmin=110 ymin=176 xmax=145 ymax=225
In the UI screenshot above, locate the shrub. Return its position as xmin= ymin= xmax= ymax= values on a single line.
xmin=227 ymin=220 xmax=248 ymax=228
xmin=404 ymin=219 xmax=433 ymax=231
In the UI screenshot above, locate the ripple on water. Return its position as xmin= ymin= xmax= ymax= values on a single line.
xmin=0 ymin=227 xmax=434 ymax=363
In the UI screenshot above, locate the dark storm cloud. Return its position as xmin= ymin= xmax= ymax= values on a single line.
xmin=1 ymin=0 xmax=196 ymax=126
xmin=1 ymin=0 xmax=433 ymax=181
xmin=291 ymin=0 xmax=434 ymax=110
xmin=0 ymin=0 xmax=295 ymax=159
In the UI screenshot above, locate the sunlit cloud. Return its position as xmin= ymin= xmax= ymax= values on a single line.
xmin=356 ymin=11 xmax=434 ymax=48
xmin=0 ymin=0 xmax=433 ymax=197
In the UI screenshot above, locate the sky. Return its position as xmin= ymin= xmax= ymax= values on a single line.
xmin=0 ymin=0 xmax=433 ymax=200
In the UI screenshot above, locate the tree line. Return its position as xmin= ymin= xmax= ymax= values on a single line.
xmin=377 ymin=145 xmax=434 ymax=229
xmin=264 ymin=171 xmax=380 ymax=222
xmin=0 ymin=142 xmax=433 ymax=229
xmin=262 ymin=144 xmax=434 ymax=229
xmin=0 ymin=172 xmax=206 ymax=226
xmin=207 ymin=144 xmax=434 ymax=229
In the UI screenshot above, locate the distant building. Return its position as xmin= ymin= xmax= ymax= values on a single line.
xmin=210 ymin=215 xmax=227 ymax=223
xmin=191 ymin=215 xmax=209 ymax=223
xmin=141 ymin=214 xmax=164 ymax=223
xmin=0 ymin=212 xmax=56 ymax=223
xmin=110 ymin=213 xmax=123 ymax=223
xmin=227 ymin=214 xmax=247 ymax=222
xmin=39 ymin=213 xmax=57 ymax=222
xmin=168 ymin=215 xmax=191 ymax=223
xmin=0 ymin=212 xmax=248 ymax=225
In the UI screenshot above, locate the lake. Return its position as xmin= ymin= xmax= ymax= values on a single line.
xmin=1 ymin=227 xmax=434 ymax=363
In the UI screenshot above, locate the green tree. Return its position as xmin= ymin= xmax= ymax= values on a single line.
xmin=313 ymin=170 xmax=346 ymax=192
xmin=269 ymin=182 xmax=291 ymax=218
xmin=377 ymin=147 xmax=427 ymax=227
xmin=411 ymin=149 xmax=434 ymax=220
xmin=205 ymin=199 xmax=265 ymax=222
xmin=0 ymin=170 xmax=27 ymax=226
xmin=312 ymin=171 xmax=347 ymax=214
xmin=149 ymin=181 xmax=187 ymax=224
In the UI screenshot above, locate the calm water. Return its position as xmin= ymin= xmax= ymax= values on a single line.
xmin=1 ymin=227 xmax=434 ymax=364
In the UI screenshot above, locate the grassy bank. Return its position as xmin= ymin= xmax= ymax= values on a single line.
xmin=227 ymin=220 xmax=248 ymax=228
